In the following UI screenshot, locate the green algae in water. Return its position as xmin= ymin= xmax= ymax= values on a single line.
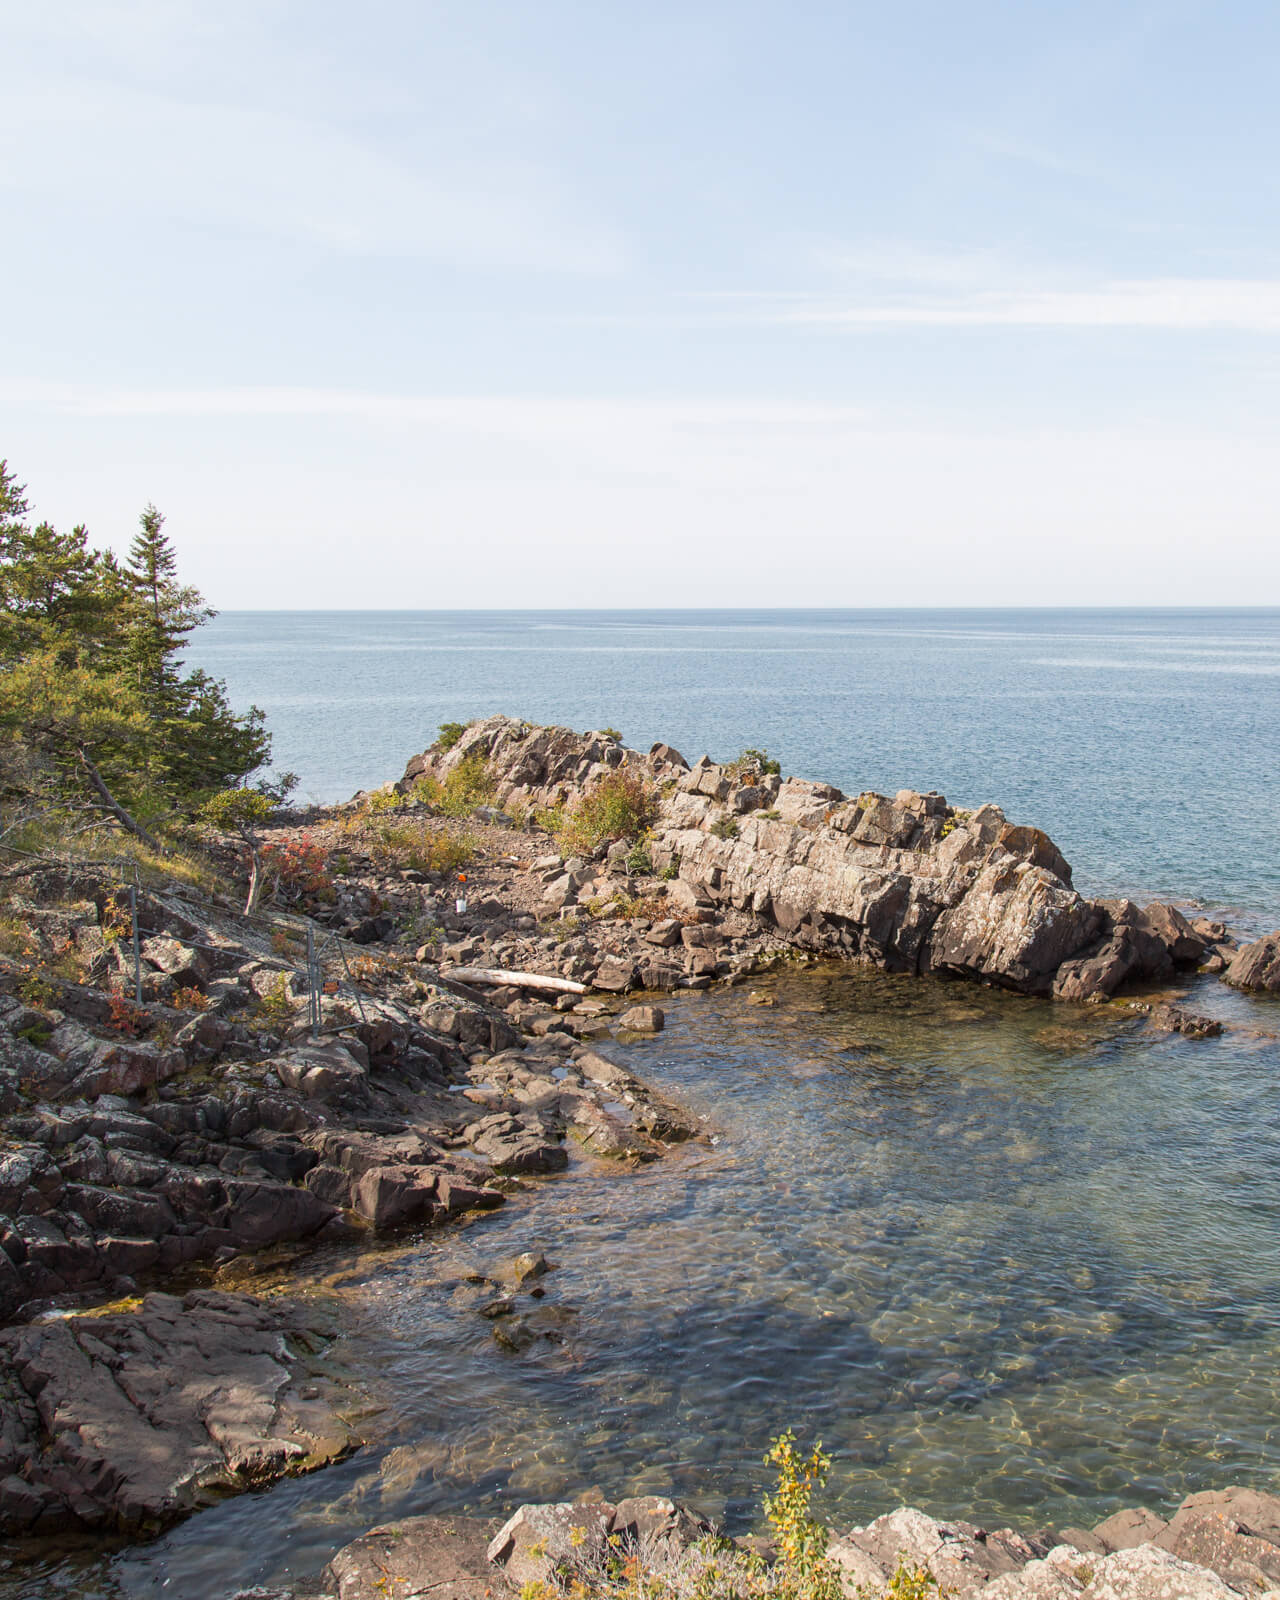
xmin=9 ymin=968 xmax=1280 ymax=1600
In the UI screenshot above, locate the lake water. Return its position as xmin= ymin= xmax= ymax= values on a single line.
xmin=7 ymin=610 xmax=1280 ymax=1598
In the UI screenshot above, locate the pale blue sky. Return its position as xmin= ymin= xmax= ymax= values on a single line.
xmin=4 ymin=1 xmax=1279 ymax=605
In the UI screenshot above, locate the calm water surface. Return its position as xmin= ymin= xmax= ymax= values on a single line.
xmin=6 ymin=611 xmax=1278 ymax=1596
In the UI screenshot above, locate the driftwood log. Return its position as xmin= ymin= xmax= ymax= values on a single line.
xmin=442 ymin=965 xmax=588 ymax=996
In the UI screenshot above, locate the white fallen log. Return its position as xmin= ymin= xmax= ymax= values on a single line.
xmin=442 ymin=965 xmax=587 ymax=995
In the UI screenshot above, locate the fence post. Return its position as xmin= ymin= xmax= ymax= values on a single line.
xmin=128 ymin=882 xmax=143 ymax=1005
xmin=307 ymin=921 xmax=320 ymax=1039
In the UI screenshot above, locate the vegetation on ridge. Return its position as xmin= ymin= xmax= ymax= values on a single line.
xmin=0 ymin=457 xmax=279 ymax=865
xmin=552 ymin=770 xmax=658 ymax=859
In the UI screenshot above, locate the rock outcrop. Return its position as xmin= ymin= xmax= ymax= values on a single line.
xmin=0 ymin=866 xmax=698 ymax=1329
xmin=402 ymin=717 xmax=1217 ymax=1004
xmin=1224 ymin=931 xmax=1280 ymax=992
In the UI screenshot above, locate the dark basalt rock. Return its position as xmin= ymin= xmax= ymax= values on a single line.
xmin=0 ymin=1289 xmax=357 ymax=1537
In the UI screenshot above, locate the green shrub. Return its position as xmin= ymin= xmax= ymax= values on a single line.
xmin=364 ymin=787 xmax=404 ymax=815
xmin=522 ymin=1429 xmax=854 ymax=1600
xmin=710 ymin=815 xmax=739 ymax=840
xmin=731 ymin=747 xmax=781 ymax=780
xmin=437 ymin=721 xmax=470 ymax=751
xmin=558 ymin=771 xmax=658 ymax=858
xmin=248 ymin=973 xmax=295 ymax=1029
xmin=17 ymin=970 xmax=58 ymax=1008
xmin=534 ymin=804 xmax=566 ymax=836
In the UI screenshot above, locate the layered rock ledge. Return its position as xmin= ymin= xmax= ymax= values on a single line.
xmin=0 ymin=1288 xmax=357 ymax=1537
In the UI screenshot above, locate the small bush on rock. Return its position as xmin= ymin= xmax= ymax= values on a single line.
xmin=260 ymin=835 xmax=334 ymax=904
xmin=248 ymin=973 xmax=295 ymax=1029
xmin=437 ymin=720 xmax=470 ymax=751
xmin=626 ymin=837 xmax=654 ymax=875
xmin=523 ymin=1430 xmax=851 ymax=1600
xmin=731 ymin=747 xmax=781 ymax=780
xmin=558 ymin=772 xmax=657 ymax=858
xmin=106 ymin=991 xmax=150 ymax=1037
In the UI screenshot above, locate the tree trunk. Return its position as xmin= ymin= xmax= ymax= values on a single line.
xmin=77 ymin=746 xmax=163 ymax=854
xmin=243 ymin=838 xmax=263 ymax=916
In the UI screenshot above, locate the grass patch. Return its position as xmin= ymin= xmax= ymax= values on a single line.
xmin=368 ymin=820 xmax=476 ymax=876
xmin=3 ymin=811 xmax=226 ymax=896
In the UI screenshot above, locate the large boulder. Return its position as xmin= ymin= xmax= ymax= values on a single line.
xmin=1052 ymin=900 xmax=1205 ymax=1002
xmin=351 ymin=1164 xmax=443 ymax=1229
xmin=326 ymin=1515 xmax=496 ymax=1600
xmin=927 ymin=863 xmax=1101 ymax=993
xmin=274 ymin=1042 xmax=369 ymax=1106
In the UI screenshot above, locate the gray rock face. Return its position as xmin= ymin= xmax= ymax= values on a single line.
xmin=829 ymin=1506 xmax=1049 ymax=1598
xmin=0 ymin=1289 xmax=356 ymax=1536
xmin=827 ymin=1494 xmax=1280 ymax=1599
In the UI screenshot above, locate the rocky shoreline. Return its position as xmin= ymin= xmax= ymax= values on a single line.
xmin=281 ymin=1480 xmax=1280 ymax=1599
xmin=1 ymin=716 xmax=1278 ymax=1590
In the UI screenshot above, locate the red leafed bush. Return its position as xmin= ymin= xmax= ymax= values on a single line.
xmin=107 ymin=990 xmax=149 ymax=1036
xmin=259 ymin=835 xmax=334 ymax=904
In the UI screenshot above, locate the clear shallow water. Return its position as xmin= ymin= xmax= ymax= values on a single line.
xmin=189 ymin=608 xmax=1280 ymax=926
xmin=13 ymin=969 xmax=1280 ymax=1600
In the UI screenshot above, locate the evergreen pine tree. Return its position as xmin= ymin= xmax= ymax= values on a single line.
xmin=0 ymin=461 xmax=274 ymax=846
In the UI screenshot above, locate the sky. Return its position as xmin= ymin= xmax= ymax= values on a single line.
xmin=3 ymin=0 xmax=1280 ymax=607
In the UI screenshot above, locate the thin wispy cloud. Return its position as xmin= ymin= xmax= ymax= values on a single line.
xmin=703 ymin=275 xmax=1280 ymax=333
